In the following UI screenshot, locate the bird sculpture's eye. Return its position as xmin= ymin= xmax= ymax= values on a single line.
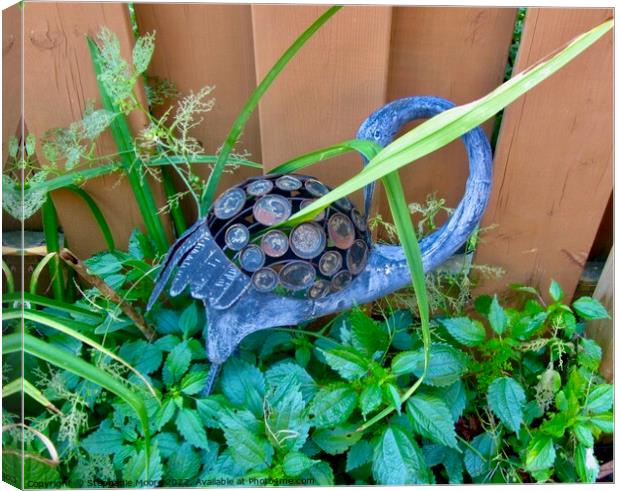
xmin=208 ymin=174 xmax=371 ymax=299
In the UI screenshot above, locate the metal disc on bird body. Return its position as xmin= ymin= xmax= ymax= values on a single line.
xmin=214 ymin=187 xmax=246 ymax=219
xmin=247 ymin=179 xmax=273 ymax=196
xmin=207 ymin=173 xmax=371 ymax=299
xmin=253 ymin=194 xmax=292 ymax=226
xmin=225 ymin=224 xmax=249 ymax=251
xmin=261 ymin=230 xmax=289 ymax=257
xmin=276 ymin=175 xmax=303 ymax=191
xmin=240 ymin=245 xmax=265 ymax=272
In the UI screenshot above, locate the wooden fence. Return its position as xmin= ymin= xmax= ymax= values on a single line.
xmin=3 ymin=3 xmax=614 ymax=302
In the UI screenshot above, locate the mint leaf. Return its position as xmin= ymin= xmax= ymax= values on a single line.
xmin=385 ymin=383 xmax=402 ymax=414
xmin=578 ymin=338 xmax=602 ymax=372
xmin=392 ymin=343 xmax=468 ymax=387
xmin=549 ymin=280 xmax=564 ymax=302
xmin=372 ymin=425 xmax=431 ymax=484
xmin=464 ymin=432 xmax=498 ymax=478
xmin=573 ymin=423 xmax=594 ymax=447
xmin=585 ymin=384 xmax=613 ymax=414
xmin=163 ymin=341 xmax=191 ymax=387
xmin=312 ymin=424 xmax=362 ymax=455
xmin=220 ymin=410 xmax=273 ymax=471
xmin=119 ymin=340 xmax=162 ymax=374
xmin=427 ymin=380 xmax=467 ymax=422
xmin=346 ymin=440 xmax=373 ymax=472
xmin=309 ymin=384 xmax=357 ymax=429
xmin=320 ymin=347 xmax=368 ymax=381
xmin=180 ymin=371 xmax=209 ymax=395
xmin=512 ymin=312 xmax=548 ymax=340
xmin=220 ymin=358 xmax=265 ymax=417
xmin=359 ymin=383 xmax=382 ymax=417
xmin=283 ymin=452 xmax=318 ymax=477
xmin=154 ymin=398 xmax=177 ymax=431
xmin=575 ymin=445 xmax=600 ymax=483
xmin=440 ymin=317 xmax=486 ymax=347
xmin=588 ymin=412 xmax=613 ymax=433
xmin=179 ymin=302 xmax=200 ymax=338
xmin=154 ymin=432 xmax=179 ymax=458
xmin=525 ymin=433 xmax=556 ymax=472
xmin=176 ymin=408 xmax=209 ymax=449
xmin=488 ymin=295 xmax=508 ymax=335
xmin=407 ymin=394 xmax=458 ymax=449
xmin=573 ymin=297 xmax=609 ymax=320
xmin=123 ymin=445 xmax=163 ymax=483
xmin=268 ymin=384 xmax=309 ymax=452
xmin=487 ymin=376 xmax=526 ymax=433
xmin=350 ymin=309 xmax=389 ymax=358
xmin=82 ymin=422 xmax=124 ymax=455
xmin=166 ymin=442 xmax=201 ymax=480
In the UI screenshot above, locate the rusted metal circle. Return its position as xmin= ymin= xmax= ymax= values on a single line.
xmin=308 ymin=279 xmax=331 ymax=300
xmin=279 ymin=261 xmax=316 ymax=291
xmin=252 ymin=267 xmax=278 ymax=292
xmin=246 ymin=179 xmax=273 ymax=197
xmin=290 ymin=222 xmax=326 ymax=259
xmin=305 ymin=178 xmax=330 ymax=197
xmin=276 ymin=175 xmax=302 ymax=191
xmin=253 ymin=194 xmax=292 ymax=226
xmin=225 ymin=223 xmax=250 ymax=251
xmin=351 ymin=208 xmax=367 ymax=232
xmin=300 ymin=199 xmax=326 ymax=222
xmin=214 ymin=187 xmax=246 ymax=220
xmin=347 ymin=239 xmax=369 ymax=275
xmin=331 ymin=270 xmax=352 ymax=292
xmin=260 ymin=230 xmax=289 ymax=257
xmin=328 ymin=213 xmax=355 ymax=249
xmin=318 ymin=250 xmax=343 ymax=277
xmin=240 ymin=245 xmax=265 ymax=272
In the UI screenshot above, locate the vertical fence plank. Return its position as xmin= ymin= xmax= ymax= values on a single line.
xmin=385 ymin=7 xmax=516 ymax=220
xmin=475 ymin=8 xmax=613 ymax=299
xmin=23 ymin=2 xmax=170 ymax=258
xmin=134 ymin=3 xmax=261 ymax=218
xmin=251 ymin=5 xmax=392 ymax=210
xmin=586 ymin=247 xmax=613 ymax=381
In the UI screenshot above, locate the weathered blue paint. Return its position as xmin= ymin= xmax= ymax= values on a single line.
xmin=147 ymin=96 xmax=493 ymax=393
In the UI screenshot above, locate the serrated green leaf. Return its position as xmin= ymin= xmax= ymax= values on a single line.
xmin=268 ymin=384 xmax=309 ymax=452
xmin=166 ymin=442 xmax=201 ymax=480
xmin=305 ymin=461 xmax=334 ymax=485
xmin=549 ymin=280 xmax=564 ymax=302
xmin=575 ymin=445 xmax=599 ymax=483
xmin=283 ymin=452 xmax=318 ymax=477
xmin=574 ymin=423 xmax=594 ymax=447
xmin=359 ymin=383 xmax=382 ymax=417
xmin=573 ymin=296 xmax=609 ymax=320
xmin=427 ymin=380 xmax=467 ymax=422
xmin=312 ymin=424 xmax=361 ymax=455
xmin=578 ymin=338 xmax=602 ymax=372
xmin=179 ymin=302 xmax=200 ymax=338
xmin=309 ymin=384 xmax=357 ymax=429
xmin=82 ymin=423 xmax=124 ymax=455
xmin=154 ymin=398 xmax=177 ymax=431
xmin=512 ymin=312 xmax=548 ymax=340
xmin=118 ymin=340 xmax=163 ymax=375
xmin=540 ymin=412 xmax=570 ymax=438
xmin=588 ymin=412 xmax=613 ymax=433
xmin=180 ymin=371 xmax=209 ymax=395
xmin=443 ymin=448 xmax=464 ymax=484
xmin=585 ymin=384 xmax=613 ymax=414
xmin=346 ymin=440 xmax=373 ymax=472
xmin=196 ymin=396 xmax=231 ymax=429
xmin=320 ymin=347 xmax=368 ymax=381
xmin=163 ymin=341 xmax=191 ymax=387
xmin=487 ymin=377 xmax=526 ymax=433
xmin=525 ymin=433 xmax=556 ymax=472
xmin=123 ymin=445 xmax=163 ymax=483
xmin=349 ymin=309 xmax=389 ymax=357
xmin=440 ymin=317 xmax=486 ymax=346
xmin=372 ymin=425 xmax=431 ymax=484
xmin=407 ymin=394 xmax=458 ymax=449
xmin=392 ymin=343 xmax=468 ymax=386
xmin=385 ymin=383 xmax=402 ymax=414
xmin=220 ymin=411 xmax=273 ymax=471
xmin=153 ymin=432 xmax=179 ymax=459
xmin=220 ymin=358 xmax=265 ymax=416
xmin=175 ymin=408 xmax=209 ymax=449
xmin=464 ymin=432 xmax=498 ymax=478
xmin=488 ymin=295 xmax=508 ymax=335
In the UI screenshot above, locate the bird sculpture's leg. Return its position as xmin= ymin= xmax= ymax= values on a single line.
xmin=201 ymin=363 xmax=221 ymax=396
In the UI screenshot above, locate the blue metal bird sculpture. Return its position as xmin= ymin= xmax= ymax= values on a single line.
xmin=147 ymin=96 xmax=493 ymax=393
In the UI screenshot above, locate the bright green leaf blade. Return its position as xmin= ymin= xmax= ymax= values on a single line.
xmin=573 ymin=296 xmax=610 ymax=320
xmin=372 ymin=425 xmax=431 ymax=484
xmin=549 ymin=279 xmax=564 ymax=302
xmin=487 ymin=376 xmax=526 ymax=433
xmin=488 ymin=295 xmax=508 ymax=335
xmin=440 ymin=317 xmax=486 ymax=347
xmin=286 ymin=19 xmax=614 ymax=225
xmin=525 ymin=433 xmax=556 ymax=472
xmin=406 ymin=394 xmax=458 ymax=449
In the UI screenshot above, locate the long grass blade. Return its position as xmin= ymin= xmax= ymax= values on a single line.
xmin=87 ymin=36 xmax=169 ymax=254
xmin=3 ymin=292 xmax=103 ymax=321
xmin=160 ymin=166 xmax=187 ymax=235
xmin=2 ymin=260 xmax=15 ymax=294
xmin=29 ymin=253 xmax=57 ymax=296
xmin=27 ymin=163 xmax=121 ymax=194
xmin=3 ymin=309 xmax=158 ymax=400
xmin=41 ymin=196 xmax=65 ymax=301
xmin=3 ymin=378 xmax=62 ymax=415
xmin=147 ymin=155 xmax=262 ymax=169
xmin=3 ymin=333 xmax=150 ymax=473
xmin=66 ymin=185 xmax=116 ymax=251
xmin=356 ymin=172 xmax=431 ymax=432
xmin=200 ymin=5 xmax=343 ymax=214
xmin=286 ymin=19 xmax=614 ymax=225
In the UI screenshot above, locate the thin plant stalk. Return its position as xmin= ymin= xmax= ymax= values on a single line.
xmin=200 ymin=5 xmax=343 ymax=213
xmin=2 ymin=260 xmax=15 ymax=294
xmin=29 ymin=252 xmax=57 ymax=296
xmin=41 ymin=195 xmax=65 ymax=301
xmin=66 ymin=185 xmax=116 ymax=251
xmin=159 ymin=166 xmax=187 ymax=235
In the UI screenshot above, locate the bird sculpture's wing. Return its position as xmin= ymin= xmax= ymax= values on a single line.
xmin=147 ymin=218 xmax=250 ymax=311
